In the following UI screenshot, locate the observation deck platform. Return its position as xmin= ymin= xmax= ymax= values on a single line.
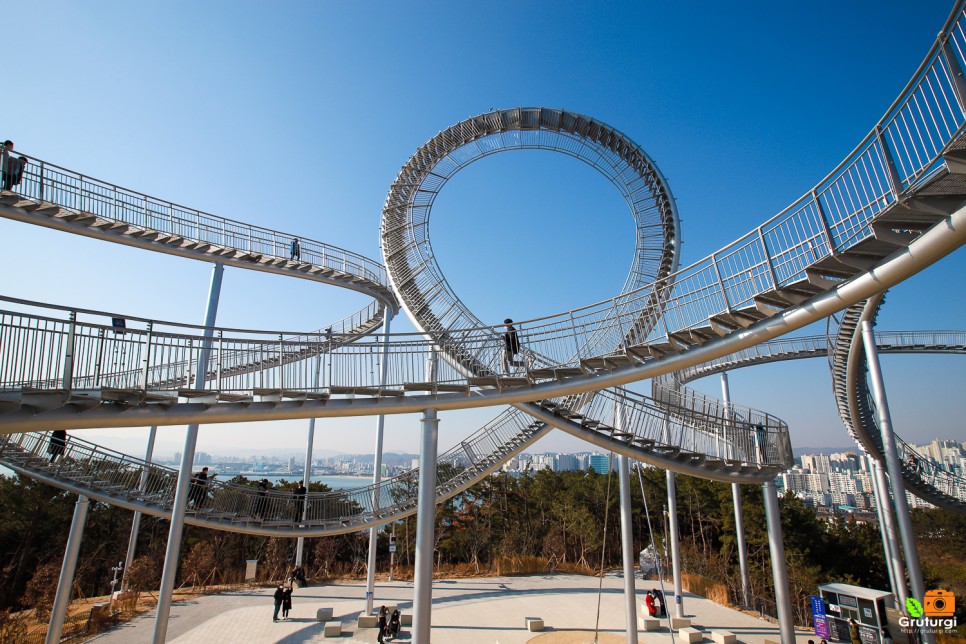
xmin=87 ymin=574 xmax=815 ymax=644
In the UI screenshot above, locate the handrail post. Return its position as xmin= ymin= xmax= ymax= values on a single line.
xmin=941 ymin=38 xmax=966 ymax=115
xmin=62 ymin=311 xmax=77 ymax=394
xmin=39 ymin=160 xmax=45 ymax=201
xmin=812 ymin=189 xmax=838 ymax=256
xmin=216 ymin=330 xmax=223 ymax=391
xmin=93 ymin=327 xmax=106 ymax=388
xmin=140 ymin=322 xmax=154 ymax=392
xmin=278 ymin=334 xmax=284 ymax=390
xmin=711 ymin=253 xmax=732 ymax=313
xmin=757 ymin=227 xmax=779 ymax=290
xmin=875 ymin=124 xmax=905 ymax=201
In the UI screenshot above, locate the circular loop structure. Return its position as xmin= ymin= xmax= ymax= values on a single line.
xmin=382 ymin=107 xmax=681 ymax=363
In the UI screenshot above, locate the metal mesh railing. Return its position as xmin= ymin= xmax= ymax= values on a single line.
xmin=4 ymin=156 xmax=389 ymax=289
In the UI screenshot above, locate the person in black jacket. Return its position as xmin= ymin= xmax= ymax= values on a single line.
xmin=272 ymin=585 xmax=285 ymax=622
xmin=48 ymin=430 xmax=67 ymax=463
xmin=502 ymin=318 xmax=522 ymax=374
xmin=293 ymin=480 xmax=307 ymax=523
xmin=281 ymin=585 xmax=293 ymax=619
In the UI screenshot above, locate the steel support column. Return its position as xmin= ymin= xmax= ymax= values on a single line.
xmin=153 ymin=262 xmax=224 ymax=644
xmin=721 ymin=372 xmax=751 ymax=607
xmin=762 ymin=481 xmax=796 ymax=644
xmin=123 ymin=425 xmax=157 ymax=589
xmin=868 ymin=455 xmax=906 ymax=605
xmin=412 ymin=407 xmax=439 ymax=644
xmin=860 ymin=321 xmax=931 ymax=643
xmin=296 ymin=352 xmax=323 ymax=567
xmin=365 ymin=309 xmax=393 ymax=614
xmin=666 ymin=470 xmax=684 ymax=619
xmin=46 ymin=495 xmax=90 ymax=644
xmin=618 ymin=453 xmax=639 ymax=644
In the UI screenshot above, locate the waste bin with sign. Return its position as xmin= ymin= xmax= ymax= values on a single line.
xmin=818 ymin=583 xmax=896 ymax=643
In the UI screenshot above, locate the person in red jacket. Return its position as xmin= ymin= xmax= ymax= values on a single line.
xmin=645 ymin=590 xmax=657 ymax=617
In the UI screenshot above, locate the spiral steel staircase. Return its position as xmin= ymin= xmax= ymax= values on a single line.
xmin=830 ymin=300 xmax=966 ymax=513
xmin=0 ymin=0 xmax=964 ymax=530
xmin=651 ymin=327 xmax=966 ymax=512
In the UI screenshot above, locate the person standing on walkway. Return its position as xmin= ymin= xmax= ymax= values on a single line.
xmin=502 ymin=318 xmax=522 ymax=374
xmin=652 ymin=588 xmax=664 ymax=617
xmin=754 ymin=423 xmax=767 ymax=464
xmin=290 ymin=237 xmax=301 ymax=261
xmin=388 ymin=608 xmax=400 ymax=641
xmin=377 ymin=605 xmax=388 ymax=643
xmin=281 ymin=585 xmax=293 ymax=619
xmin=255 ymin=478 xmax=269 ymax=518
xmin=1 ymin=140 xmax=26 ymax=191
xmin=272 ymin=584 xmax=285 ymax=622
xmin=293 ymin=480 xmax=307 ymax=523
xmin=47 ymin=430 xmax=68 ymax=463
xmin=189 ymin=467 xmax=214 ymax=508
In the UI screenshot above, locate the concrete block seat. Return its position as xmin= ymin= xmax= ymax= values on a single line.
xmin=358 ymin=615 xmax=378 ymax=628
xmin=678 ymin=626 xmax=703 ymax=643
xmin=525 ymin=617 xmax=545 ymax=632
xmin=323 ymin=621 xmax=342 ymax=637
xmin=671 ymin=617 xmax=692 ymax=629
xmin=710 ymin=630 xmax=736 ymax=644
xmin=639 ymin=616 xmax=662 ymax=631
xmin=316 ymin=607 xmax=333 ymax=621
xmin=401 ymin=613 xmax=412 ymax=626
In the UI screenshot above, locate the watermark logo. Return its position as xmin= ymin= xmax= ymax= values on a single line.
xmin=900 ymin=590 xmax=957 ymax=634
xmin=906 ymin=597 xmax=923 ymax=618
xmin=923 ymin=589 xmax=955 ymax=618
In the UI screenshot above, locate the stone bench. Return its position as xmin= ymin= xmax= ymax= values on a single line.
xmin=764 ymin=639 xmax=780 ymax=644
xmin=639 ymin=617 xmax=662 ymax=631
xmin=315 ymin=607 xmax=333 ymax=621
xmin=671 ymin=617 xmax=692 ymax=629
xmin=323 ymin=621 xmax=342 ymax=637
xmin=710 ymin=630 xmax=736 ymax=644
xmin=358 ymin=615 xmax=378 ymax=628
xmin=401 ymin=613 xmax=412 ymax=626
xmin=678 ymin=626 xmax=703 ymax=643
xmin=525 ymin=617 xmax=544 ymax=632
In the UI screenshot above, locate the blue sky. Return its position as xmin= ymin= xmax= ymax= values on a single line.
xmin=1 ymin=1 xmax=963 ymax=459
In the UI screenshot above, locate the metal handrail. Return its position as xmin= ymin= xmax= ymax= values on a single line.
xmin=5 ymin=154 xmax=390 ymax=290
xmin=0 ymin=411 xmax=551 ymax=534
xmin=0 ymin=5 xmax=964 ymax=418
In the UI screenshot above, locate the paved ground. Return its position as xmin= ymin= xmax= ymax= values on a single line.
xmin=88 ymin=573 xmax=817 ymax=643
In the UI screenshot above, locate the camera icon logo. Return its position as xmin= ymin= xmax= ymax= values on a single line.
xmin=924 ymin=589 xmax=955 ymax=617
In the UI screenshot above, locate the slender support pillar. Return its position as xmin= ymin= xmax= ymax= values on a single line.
xmin=666 ymin=470 xmax=684 ymax=619
xmin=365 ymin=309 xmax=393 ymax=614
xmin=46 ymin=495 xmax=90 ymax=644
xmin=762 ymin=481 xmax=796 ymax=644
xmin=412 ymin=407 xmax=439 ymax=644
xmin=720 ymin=373 xmax=751 ymax=607
xmin=296 ymin=352 xmax=323 ymax=567
xmin=153 ymin=263 xmax=224 ymax=644
xmin=618 ymin=453 xmax=639 ymax=644
xmin=295 ymin=414 xmax=316 ymax=565
xmin=868 ymin=455 xmax=906 ymax=604
xmin=731 ymin=484 xmax=752 ymax=607
xmin=860 ymin=321 xmax=929 ymax=643
xmin=123 ymin=425 xmax=158 ymax=589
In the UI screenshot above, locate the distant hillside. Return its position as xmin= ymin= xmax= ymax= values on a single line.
xmin=334 ymin=452 xmax=418 ymax=466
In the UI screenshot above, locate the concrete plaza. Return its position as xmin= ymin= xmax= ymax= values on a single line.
xmin=88 ymin=573 xmax=816 ymax=643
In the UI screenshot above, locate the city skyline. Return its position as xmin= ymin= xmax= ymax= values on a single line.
xmin=1 ymin=1 xmax=963 ymax=459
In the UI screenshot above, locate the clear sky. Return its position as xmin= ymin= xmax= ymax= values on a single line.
xmin=1 ymin=1 xmax=963 ymax=460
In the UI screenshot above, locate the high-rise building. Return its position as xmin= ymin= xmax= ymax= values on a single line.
xmin=588 ymin=453 xmax=613 ymax=474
